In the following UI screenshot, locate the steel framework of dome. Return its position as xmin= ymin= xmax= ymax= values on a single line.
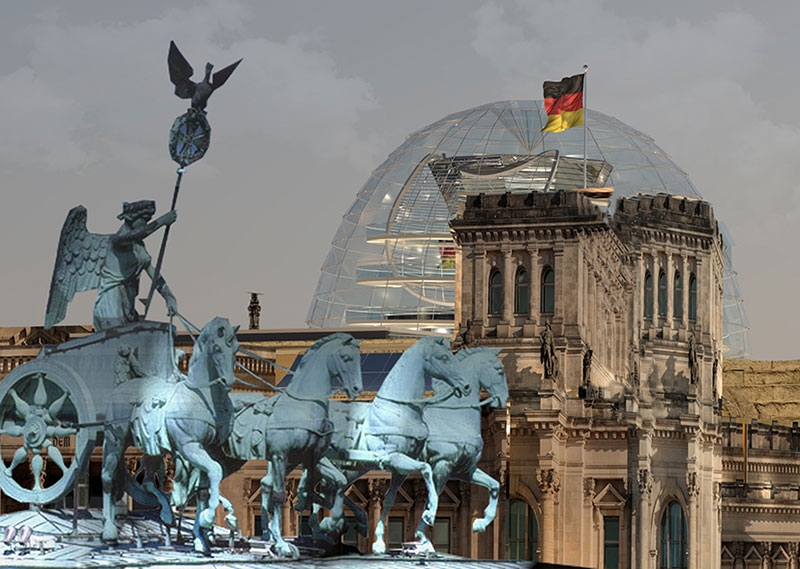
xmin=307 ymin=100 xmax=750 ymax=358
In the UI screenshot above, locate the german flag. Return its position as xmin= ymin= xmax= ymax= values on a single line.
xmin=542 ymin=74 xmax=584 ymax=133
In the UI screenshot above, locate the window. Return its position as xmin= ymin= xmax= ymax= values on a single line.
xmin=508 ymin=499 xmax=539 ymax=562
xmin=674 ymin=271 xmax=683 ymax=319
xmin=489 ymin=269 xmax=503 ymax=315
xmin=644 ymin=271 xmax=653 ymax=319
xmin=433 ymin=517 xmax=450 ymax=553
xmin=604 ymin=516 xmax=620 ymax=569
xmin=660 ymin=501 xmax=687 ymax=568
xmin=688 ymin=274 xmax=697 ymax=321
xmin=658 ymin=270 xmax=667 ymax=317
xmin=387 ymin=517 xmax=404 ymax=550
xmin=342 ymin=516 xmax=358 ymax=548
xmin=541 ymin=267 xmax=554 ymax=314
xmin=515 ymin=268 xmax=530 ymax=314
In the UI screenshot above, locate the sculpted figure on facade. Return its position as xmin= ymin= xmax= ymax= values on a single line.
xmin=582 ymin=348 xmax=593 ymax=387
xmin=44 ymin=202 xmax=178 ymax=331
xmin=540 ymin=321 xmax=558 ymax=379
xmin=537 ymin=468 xmax=561 ymax=495
xmin=688 ymin=333 xmax=699 ymax=384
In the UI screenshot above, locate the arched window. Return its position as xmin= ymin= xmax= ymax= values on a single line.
xmin=541 ymin=267 xmax=554 ymax=314
xmin=488 ymin=269 xmax=503 ymax=316
xmin=515 ymin=268 xmax=529 ymax=314
xmin=508 ymin=499 xmax=538 ymax=562
xmin=673 ymin=271 xmax=683 ymax=319
xmin=658 ymin=270 xmax=667 ymax=317
xmin=660 ymin=501 xmax=687 ymax=568
xmin=644 ymin=271 xmax=653 ymax=319
xmin=689 ymin=273 xmax=697 ymax=321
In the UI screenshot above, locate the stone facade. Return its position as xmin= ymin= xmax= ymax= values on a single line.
xmin=451 ymin=190 xmax=724 ymax=567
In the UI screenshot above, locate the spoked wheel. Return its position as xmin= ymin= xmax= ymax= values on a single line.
xmin=0 ymin=360 xmax=95 ymax=505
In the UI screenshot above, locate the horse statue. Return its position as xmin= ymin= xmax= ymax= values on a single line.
xmin=411 ymin=346 xmax=508 ymax=550
xmin=224 ymin=333 xmax=363 ymax=557
xmin=307 ymin=335 xmax=470 ymax=554
xmin=101 ymin=316 xmax=239 ymax=554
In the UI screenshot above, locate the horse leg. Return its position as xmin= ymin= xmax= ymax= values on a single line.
xmin=260 ymin=463 xmax=274 ymax=541
xmin=268 ymin=454 xmax=297 ymax=558
xmin=101 ymin=428 xmax=124 ymax=542
xmin=220 ymin=494 xmax=238 ymax=532
xmin=470 ymin=467 xmax=501 ymax=532
xmin=141 ymin=454 xmax=173 ymax=526
xmin=372 ymin=472 xmax=406 ymax=554
xmin=315 ymin=457 xmax=348 ymax=537
xmin=180 ymin=442 xmax=222 ymax=555
xmin=414 ymin=457 xmax=452 ymax=544
xmin=378 ymin=451 xmax=438 ymax=528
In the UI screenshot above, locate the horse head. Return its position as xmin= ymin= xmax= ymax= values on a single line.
xmin=326 ymin=334 xmax=363 ymax=399
xmin=456 ymin=347 xmax=508 ymax=408
xmin=291 ymin=333 xmax=362 ymax=400
xmin=188 ymin=317 xmax=239 ymax=390
xmin=421 ymin=336 xmax=470 ymax=398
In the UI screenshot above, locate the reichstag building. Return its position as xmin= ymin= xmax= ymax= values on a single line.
xmin=1 ymin=100 xmax=797 ymax=569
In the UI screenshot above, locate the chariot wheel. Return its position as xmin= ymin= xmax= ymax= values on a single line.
xmin=0 ymin=359 xmax=96 ymax=505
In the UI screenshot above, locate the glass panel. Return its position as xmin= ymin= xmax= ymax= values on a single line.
xmin=541 ymin=268 xmax=554 ymax=314
xmin=388 ymin=517 xmax=404 ymax=550
xmin=604 ymin=545 xmax=620 ymax=569
xmin=515 ymin=269 xmax=529 ymax=314
xmin=689 ymin=275 xmax=697 ymax=320
xmin=658 ymin=271 xmax=667 ymax=317
xmin=433 ymin=518 xmax=450 ymax=553
xmin=674 ymin=272 xmax=683 ymax=319
xmin=604 ymin=516 xmax=619 ymax=541
xmin=342 ymin=516 xmax=358 ymax=546
xmin=644 ymin=272 xmax=653 ymax=319
xmin=489 ymin=270 xmax=503 ymax=315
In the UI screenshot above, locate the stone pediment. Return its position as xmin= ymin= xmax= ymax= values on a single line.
xmin=593 ymin=482 xmax=627 ymax=508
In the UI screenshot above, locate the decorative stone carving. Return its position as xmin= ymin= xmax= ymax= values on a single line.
xmin=368 ymin=478 xmax=389 ymax=505
xmin=584 ymin=477 xmax=596 ymax=502
xmin=788 ymin=542 xmax=799 ymax=561
xmin=537 ymin=468 xmax=560 ymax=496
xmin=248 ymin=292 xmax=262 ymax=330
xmin=686 ymin=472 xmax=700 ymax=498
xmin=582 ymin=348 xmax=593 ymax=387
xmin=637 ymin=468 xmax=653 ymax=497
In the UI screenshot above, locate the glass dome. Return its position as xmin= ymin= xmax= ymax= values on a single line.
xmin=307 ymin=100 xmax=750 ymax=357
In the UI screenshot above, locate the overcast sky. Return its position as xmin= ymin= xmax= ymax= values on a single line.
xmin=0 ymin=1 xmax=797 ymax=360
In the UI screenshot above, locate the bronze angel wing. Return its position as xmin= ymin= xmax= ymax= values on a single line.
xmin=168 ymin=40 xmax=196 ymax=100
xmin=44 ymin=206 xmax=111 ymax=329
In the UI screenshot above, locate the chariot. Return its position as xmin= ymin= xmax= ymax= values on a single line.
xmin=0 ymin=321 xmax=174 ymax=506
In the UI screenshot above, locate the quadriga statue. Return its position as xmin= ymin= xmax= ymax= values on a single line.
xmin=219 ymin=333 xmax=363 ymax=557
xmin=102 ymin=317 xmax=239 ymax=555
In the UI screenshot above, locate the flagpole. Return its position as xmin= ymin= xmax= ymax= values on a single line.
xmin=583 ymin=64 xmax=588 ymax=190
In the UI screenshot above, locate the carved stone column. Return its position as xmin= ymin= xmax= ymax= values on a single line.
xmin=475 ymin=249 xmax=487 ymax=327
xmin=584 ymin=478 xmax=596 ymax=568
xmin=459 ymin=481 xmax=472 ymax=557
xmin=553 ymin=242 xmax=565 ymax=324
xmin=788 ymin=542 xmax=798 ymax=569
xmin=686 ymin=472 xmax=700 ymax=569
xmin=368 ymin=478 xmax=388 ymax=545
xmin=528 ymin=245 xmax=539 ymax=326
xmin=502 ymin=249 xmax=514 ymax=324
xmin=283 ymin=478 xmax=299 ymax=537
xmin=760 ymin=542 xmax=772 ymax=569
xmin=731 ymin=541 xmax=745 ymax=569
xmin=681 ymin=253 xmax=689 ymax=330
xmin=666 ymin=253 xmax=674 ymax=328
xmin=537 ymin=468 xmax=560 ymax=563
xmin=638 ymin=468 xmax=653 ymax=569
